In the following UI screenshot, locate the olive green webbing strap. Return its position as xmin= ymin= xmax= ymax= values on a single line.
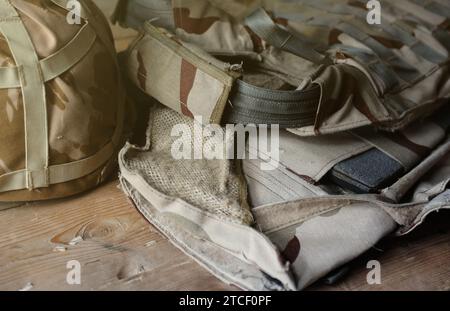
xmin=224 ymin=8 xmax=323 ymax=128
xmin=41 ymin=22 xmax=97 ymax=81
xmin=225 ymin=80 xmax=321 ymax=128
xmin=50 ymin=0 xmax=117 ymax=58
xmin=0 ymin=0 xmax=49 ymax=189
xmin=0 ymin=22 xmax=97 ymax=90
xmin=245 ymin=8 xmax=330 ymax=65
xmin=0 ymin=111 xmax=124 ymax=193
xmin=0 ymin=0 xmax=124 ymax=193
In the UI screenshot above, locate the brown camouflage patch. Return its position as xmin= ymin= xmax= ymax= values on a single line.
xmin=384 ymin=132 xmax=431 ymax=157
xmin=0 ymin=88 xmax=25 ymax=174
xmin=329 ymin=29 xmax=343 ymax=45
xmin=244 ymin=26 xmax=264 ymax=53
xmin=61 ymin=72 xmax=85 ymax=106
xmin=348 ymin=0 xmax=367 ymax=10
xmin=315 ymin=72 xmax=380 ymax=129
xmin=50 ymin=147 xmax=76 ymax=164
xmin=371 ymin=35 xmax=404 ymax=49
xmin=274 ymin=17 xmax=289 ymax=27
xmin=282 ymin=236 xmax=301 ymax=264
xmin=0 ymin=34 xmax=15 ymax=66
xmin=173 ymin=8 xmax=220 ymax=34
xmin=137 ymin=51 xmax=147 ymax=90
xmin=180 ymin=59 xmax=196 ymax=118
xmin=346 ymin=75 xmax=380 ymax=124
xmin=47 ymin=83 xmax=68 ymax=110
xmin=353 ymin=100 xmax=379 ymax=124
xmin=438 ymin=19 xmax=450 ymax=31
xmin=285 ymin=165 xmax=318 ymax=184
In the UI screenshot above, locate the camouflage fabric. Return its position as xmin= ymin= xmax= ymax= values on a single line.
xmin=0 ymin=0 xmax=125 ymax=201
xmin=117 ymin=0 xmax=450 ymax=135
xmin=277 ymin=114 xmax=449 ymax=183
xmin=124 ymin=23 xmax=240 ymax=124
xmin=112 ymin=0 xmax=450 ymax=291
xmin=119 ymin=103 xmax=450 ymax=290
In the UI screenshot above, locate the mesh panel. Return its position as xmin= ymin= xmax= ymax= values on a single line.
xmin=124 ymin=104 xmax=254 ymax=225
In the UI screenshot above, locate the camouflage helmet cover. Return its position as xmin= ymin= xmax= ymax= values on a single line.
xmin=0 ymin=0 xmax=125 ymax=201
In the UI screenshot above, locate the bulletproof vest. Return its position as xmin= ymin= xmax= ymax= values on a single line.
xmin=0 ymin=0 xmax=125 ymax=203
xmin=116 ymin=0 xmax=450 ymax=134
xmin=114 ymin=0 xmax=450 ymax=290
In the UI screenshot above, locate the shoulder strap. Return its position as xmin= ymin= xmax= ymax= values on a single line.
xmin=245 ymin=8 xmax=331 ymax=65
xmin=221 ymin=8 xmax=325 ymax=128
xmin=225 ymin=79 xmax=320 ymax=128
xmin=0 ymin=0 xmax=49 ymax=189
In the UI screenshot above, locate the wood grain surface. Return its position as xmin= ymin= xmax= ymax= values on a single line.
xmin=0 ymin=180 xmax=236 ymax=291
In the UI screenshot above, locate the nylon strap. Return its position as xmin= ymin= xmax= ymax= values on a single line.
xmin=293 ymin=0 xmax=448 ymax=64
xmin=0 ymin=144 xmax=115 ymax=192
xmin=225 ymin=79 xmax=320 ymax=128
xmin=40 ymin=22 xmax=97 ymax=81
xmin=220 ymin=8 xmax=324 ymax=128
xmin=0 ymin=0 xmax=49 ymax=189
xmin=0 ymin=92 xmax=124 ymax=193
xmin=245 ymin=8 xmax=331 ymax=65
xmin=0 ymin=23 xmax=97 ymax=89
xmin=50 ymin=0 xmax=117 ymax=58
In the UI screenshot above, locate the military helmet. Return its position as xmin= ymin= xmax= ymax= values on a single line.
xmin=0 ymin=0 xmax=125 ymax=202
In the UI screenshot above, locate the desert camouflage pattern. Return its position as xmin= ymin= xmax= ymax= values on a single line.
xmin=278 ymin=115 xmax=449 ymax=182
xmin=119 ymin=104 xmax=450 ymax=290
xmin=124 ymin=24 xmax=240 ymax=124
xmin=117 ymin=0 xmax=449 ymax=135
xmin=114 ymin=0 xmax=450 ymax=291
xmin=0 ymin=0 xmax=125 ymax=201
xmin=245 ymin=133 xmax=450 ymax=289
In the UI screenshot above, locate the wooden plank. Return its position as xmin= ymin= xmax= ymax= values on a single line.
xmin=0 ymin=180 xmax=235 ymax=291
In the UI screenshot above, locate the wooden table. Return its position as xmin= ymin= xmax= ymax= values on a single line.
xmin=0 ymin=0 xmax=449 ymax=292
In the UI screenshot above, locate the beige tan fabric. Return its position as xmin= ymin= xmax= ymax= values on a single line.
xmin=119 ymin=105 xmax=295 ymax=290
xmin=272 ymin=116 xmax=449 ymax=183
xmin=118 ymin=101 xmax=450 ymax=290
xmin=353 ymin=121 xmax=447 ymax=170
xmin=274 ymin=131 xmax=371 ymax=182
xmin=115 ymin=0 xmax=450 ymax=291
xmin=124 ymin=23 xmax=240 ymax=124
